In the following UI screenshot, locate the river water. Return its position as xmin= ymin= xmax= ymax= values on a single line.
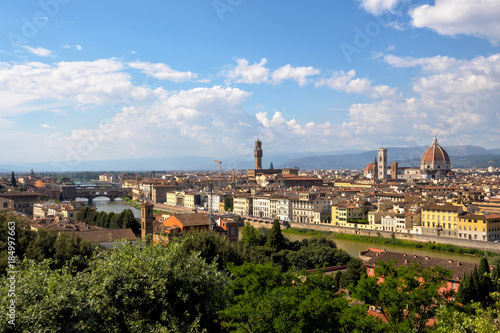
xmin=77 ymin=197 xmax=141 ymax=218
xmin=284 ymin=232 xmax=481 ymax=264
xmin=82 ymin=197 xmax=480 ymax=264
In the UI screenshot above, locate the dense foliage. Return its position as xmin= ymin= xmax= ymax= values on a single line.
xmin=0 ymin=212 xmax=95 ymax=275
xmin=76 ymin=206 xmax=140 ymax=234
xmin=4 ymin=219 xmax=500 ymax=332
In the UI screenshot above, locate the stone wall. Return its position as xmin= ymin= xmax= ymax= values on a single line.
xmin=242 ymin=219 xmax=500 ymax=252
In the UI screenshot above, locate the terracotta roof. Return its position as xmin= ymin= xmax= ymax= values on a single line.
xmin=168 ymin=214 xmax=209 ymax=227
xmin=421 ymin=136 xmax=450 ymax=164
xmin=70 ymin=228 xmax=137 ymax=243
xmin=422 ymin=204 xmax=462 ymax=211
xmin=364 ymin=162 xmax=375 ymax=173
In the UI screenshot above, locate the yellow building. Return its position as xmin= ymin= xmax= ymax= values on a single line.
xmin=233 ymin=195 xmax=253 ymax=216
xmin=334 ymin=182 xmax=373 ymax=188
xmin=458 ymin=213 xmax=500 ymax=241
xmin=331 ymin=204 xmax=365 ymax=226
xmin=421 ymin=203 xmax=464 ymax=237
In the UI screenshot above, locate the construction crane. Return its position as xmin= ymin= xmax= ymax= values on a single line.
xmin=214 ymin=160 xmax=222 ymax=176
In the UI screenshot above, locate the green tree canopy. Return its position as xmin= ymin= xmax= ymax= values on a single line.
xmin=355 ymin=260 xmax=452 ymax=333
xmin=265 ymin=219 xmax=286 ymax=251
xmin=0 ymin=241 xmax=229 ymax=332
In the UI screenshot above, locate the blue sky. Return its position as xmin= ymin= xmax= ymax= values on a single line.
xmin=1 ymin=0 xmax=500 ymax=168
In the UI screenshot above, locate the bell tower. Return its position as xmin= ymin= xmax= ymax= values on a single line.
xmin=141 ymin=202 xmax=155 ymax=243
xmin=377 ymin=147 xmax=387 ymax=180
xmin=254 ymin=138 xmax=263 ymax=170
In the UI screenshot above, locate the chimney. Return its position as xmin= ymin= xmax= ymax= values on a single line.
xmin=448 ymin=260 xmax=453 ymax=264
xmin=424 ymin=256 xmax=429 ymax=260
xmin=414 ymin=255 xmax=417 ymax=258
xmin=457 ymin=261 xmax=461 ymax=266
xmin=403 ymin=253 xmax=407 ymax=257
xmin=404 ymin=259 xmax=408 ymax=264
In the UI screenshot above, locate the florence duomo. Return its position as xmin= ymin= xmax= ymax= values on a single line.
xmin=364 ymin=135 xmax=454 ymax=180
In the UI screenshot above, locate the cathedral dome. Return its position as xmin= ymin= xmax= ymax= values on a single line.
xmin=364 ymin=162 xmax=375 ymax=173
xmin=421 ymin=135 xmax=450 ymax=165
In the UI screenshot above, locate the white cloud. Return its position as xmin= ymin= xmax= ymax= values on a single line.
xmin=21 ymin=46 xmax=53 ymax=57
xmin=128 ymin=61 xmax=197 ymax=82
xmin=384 ymin=54 xmax=459 ymax=72
xmin=0 ymin=59 xmax=154 ymax=112
xmin=63 ymin=44 xmax=82 ymax=51
xmin=222 ymin=58 xmax=269 ymax=84
xmin=63 ymin=86 xmax=256 ymax=160
xmin=41 ymin=124 xmax=54 ymax=129
xmin=315 ymin=70 xmax=397 ymax=98
xmin=271 ymin=64 xmax=320 ymax=86
xmin=256 ymin=111 xmax=286 ymax=128
xmin=410 ymin=0 xmax=500 ymax=45
xmin=358 ymin=0 xmax=400 ymax=15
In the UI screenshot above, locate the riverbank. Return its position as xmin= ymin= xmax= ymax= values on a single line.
xmin=281 ymin=227 xmax=500 ymax=261
xmin=121 ymin=198 xmax=170 ymax=215
xmin=122 ymin=197 xmax=141 ymax=209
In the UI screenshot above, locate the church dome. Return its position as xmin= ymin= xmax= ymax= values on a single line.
xmin=364 ymin=162 xmax=375 ymax=173
xmin=421 ymin=135 xmax=450 ymax=165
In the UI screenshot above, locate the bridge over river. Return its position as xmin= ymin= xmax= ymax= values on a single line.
xmin=60 ymin=184 xmax=132 ymax=204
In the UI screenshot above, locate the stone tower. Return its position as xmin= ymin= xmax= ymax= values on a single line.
xmin=377 ymin=147 xmax=387 ymax=180
xmin=391 ymin=161 xmax=398 ymax=180
xmin=141 ymin=202 xmax=154 ymax=242
xmin=254 ymin=138 xmax=263 ymax=170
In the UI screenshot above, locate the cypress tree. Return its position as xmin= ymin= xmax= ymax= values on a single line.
xmin=456 ymin=273 xmax=472 ymax=304
xmin=11 ymin=171 xmax=17 ymax=187
xmin=479 ymin=257 xmax=490 ymax=275
xmin=265 ymin=219 xmax=286 ymax=251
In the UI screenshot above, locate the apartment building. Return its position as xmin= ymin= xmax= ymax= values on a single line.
xmin=233 ymin=195 xmax=253 ymax=216
xmin=253 ymin=196 xmax=271 ymax=219
xmin=421 ymin=203 xmax=464 ymax=237
xmin=458 ymin=213 xmax=500 ymax=241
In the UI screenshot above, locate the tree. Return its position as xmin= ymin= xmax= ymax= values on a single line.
xmin=435 ymin=296 xmax=500 ymax=333
xmin=10 ymin=171 xmax=16 ymax=188
xmin=265 ymin=219 xmax=286 ymax=251
xmin=355 ymin=260 xmax=452 ymax=333
xmin=270 ymin=162 xmax=274 ymax=169
xmin=220 ymin=262 xmax=387 ymax=332
xmin=340 ymin=257 xmax=366 ymax=290
xmin=0 ymin=241 xmax=229 ymax=332
xmin=457 ymin=260 xmax=494 ymax=307
xmin=181 ymin=230 xmax=241 ymax=270
xmin=120 ymin=209 xmax=139 ymax=233
xmin=240 ymin=223 xmax=266 ymax=246
xmin=224 ymin=196 xmax=233 ymax=212
xmin=0 ymin=211 xmax=95 ymax=275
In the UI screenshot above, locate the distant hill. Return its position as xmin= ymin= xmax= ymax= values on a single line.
xmin=3 ymin=145 xmax=500 ymax=172
xmin=278 ymin=145 xmax=500 ymax=170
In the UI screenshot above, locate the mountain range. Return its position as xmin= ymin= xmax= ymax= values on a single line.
xmin=1 ymin=145 xmax=499 ymax=173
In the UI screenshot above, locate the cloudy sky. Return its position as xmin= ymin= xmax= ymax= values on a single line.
xmin=1 ymin=0 xmax=500 ymax=166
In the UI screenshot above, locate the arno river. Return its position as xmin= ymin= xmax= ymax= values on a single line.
xmin=87 ymin=197 xmax=481 ymax=264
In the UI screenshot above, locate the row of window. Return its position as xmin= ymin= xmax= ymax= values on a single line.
xmin=425 ymin=214 xmax=457 ymax=222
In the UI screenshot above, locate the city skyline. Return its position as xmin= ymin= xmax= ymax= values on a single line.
xmin=1 ymin=0 xmax=500 ymax=168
